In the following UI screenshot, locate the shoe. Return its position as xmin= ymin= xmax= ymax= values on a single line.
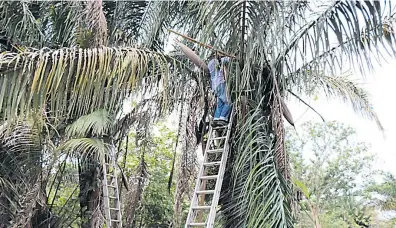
xmin=217 ymin=120 xmax=228 ymax=126
xmin=211 ymin=120 xmax=220 ymax=127
xmin=219 ymin=116 xmax=228 ymax=122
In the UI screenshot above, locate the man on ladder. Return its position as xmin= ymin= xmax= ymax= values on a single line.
xmin=207 ymin=51 xmax=232 ymax=127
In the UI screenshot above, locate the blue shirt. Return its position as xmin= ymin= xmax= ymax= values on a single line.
xmin=208 ymin=56 xmax=230 ymax=91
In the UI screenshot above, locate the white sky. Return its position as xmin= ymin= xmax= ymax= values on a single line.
xmin=286 ymin=58 xmax=396 ymax=175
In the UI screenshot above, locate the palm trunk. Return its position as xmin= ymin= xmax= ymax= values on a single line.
xmin=78 ymin=156 xmax=102 ymax=228
xmin=77 ymin=1 xmax=108 ymax=226
xmin=0 ymin=192 xmax=11 ymax=227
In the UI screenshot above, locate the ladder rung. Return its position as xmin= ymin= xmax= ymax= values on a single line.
xmin=196 ymin=190 xmax=215 ymax=194
xmin=210 ymin=136 xmax=227 ymax=140
xmin=110 ymin=207 xmax=119 ymax=211
xmin=107 ymin=185 xmax=117 ymax=188
xmin=212 ymin=125 xmax=228 ymax=130
xmin=111 ymin=219 xmax=121 ymax=222
xmin=108 ymin=196 xmax=117 ymax=199
xmin=200 ymin=175 xmax=218 ymax=180
xmin=188 ymin=222 xmax=206 ymax=226
xmin=192 ymin=206 xmax=211 ymax=210
xmin=206 ymin=149 xmax=223 ymax=153
xmin=203 ymin=161 xmax=221 ymax=166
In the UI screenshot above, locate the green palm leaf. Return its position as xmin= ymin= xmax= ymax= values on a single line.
xmin=221 ymin=108 xmax=293 ymax=227
xmin=66 ymin=109 xmax=112 ymax=137
xmin=316 ymin=74 xmax=383 ymax=130
xmin=58 ymin=138 xmax=108 ymax=161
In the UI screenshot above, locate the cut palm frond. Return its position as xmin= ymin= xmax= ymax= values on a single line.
xmin=175 ymin=40 xmax=209 ymax=73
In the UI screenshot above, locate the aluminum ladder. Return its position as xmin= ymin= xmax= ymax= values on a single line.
xmin=185 ymin=108 xmax=234 ymax=228
xmin=102 ymin=146 xmax=122 ymax=228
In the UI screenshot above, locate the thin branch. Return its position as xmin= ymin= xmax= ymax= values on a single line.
xmin=287 ymin=89 xmax=325 ymax=122
xmin=48 ymin=151 xmax=70 ymax=211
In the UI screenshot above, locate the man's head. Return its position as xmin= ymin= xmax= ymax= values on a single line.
xmin=208 ymin=51 xmax=217 ymax=59
xmin=208 ymin=50 xmax=225 ymax=60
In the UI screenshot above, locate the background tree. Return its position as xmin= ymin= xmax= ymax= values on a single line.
xmin=287 ymin=121 xmax=381 ymax=228
xmin=122 ymin=122 xmax=186 ymax=227
xmin=367 ymin=172 xmax=396 ymax=211
xmin=365 ymin=172 xmax=396 ymax=226
xmin=0 ymin=1 xmax=185 ymax=227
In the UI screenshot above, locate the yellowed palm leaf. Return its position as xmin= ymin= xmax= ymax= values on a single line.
xmin=0 ymin=47 xmax=172 ymax=123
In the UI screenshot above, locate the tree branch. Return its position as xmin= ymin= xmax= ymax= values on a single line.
xmin=287 ymin=89 xmax=325 ymax=122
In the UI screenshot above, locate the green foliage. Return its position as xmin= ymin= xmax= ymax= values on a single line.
xmin=124 ymin=122 xmax=188 ymax=227
xmin=366 ymin=172 xmax=396 ymax=211
xmin=1 ymin=1 xmax=396 ymax=227
xmin=287 ymin=121 xmax=377 ymax=228
xmin=46 ymin=159 xmax=81 ymax=227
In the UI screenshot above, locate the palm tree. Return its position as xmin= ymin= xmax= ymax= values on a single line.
xmin=0 ymin=1 xmax=183 ymax=226
xmin=171 ymin=1 xmax=395 ymax=227
xmin=0 ymin=0 xmax=395 ymax=227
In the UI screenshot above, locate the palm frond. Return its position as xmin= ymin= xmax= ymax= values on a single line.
xmin=0 ymin=176 xmax=13 ymax=191
xmin=65 ymin=109 xmax=112 ymax=138
xmin=58 ymin=138 xmax=108 ymax=161
xmin=43 ymin=1 xmax=84 ymax=48
xmin=104 ymin=1 xmax=148 ymax=46
xmin=281 ymin=1 xmax=396 ymax=80
xmin=221 ymin=107 xmax=293 ymax=228
xmin=0 ymin=46 xmax=172 ymax=122
xmin=298 ymin=73 xmax=383 ymax=130
xmin=0 ymin=1 xmax=44 ymax=49
xmin=137 ymin=1 xmax=180 ymax=51
xmin=0 ymin=119 xmax=43 ymax=182
xmin=10 ymin=177 xmax=47 ymax=228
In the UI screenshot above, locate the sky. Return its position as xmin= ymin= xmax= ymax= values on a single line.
xmin=287 ymin=58 xmax=396 ymax=175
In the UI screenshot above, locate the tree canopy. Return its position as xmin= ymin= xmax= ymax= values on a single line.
xmin=1 ymin=1 xmax=396 ymax=227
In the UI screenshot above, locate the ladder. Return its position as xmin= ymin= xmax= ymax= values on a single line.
xmin=102 ymin=146 xmax=123 ymax=228
xmin=185 ymin=108 xmax=234 ymax=228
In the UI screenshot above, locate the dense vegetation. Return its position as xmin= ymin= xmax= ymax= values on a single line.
xmin=0 ymin=0 xmax=396 ymax=227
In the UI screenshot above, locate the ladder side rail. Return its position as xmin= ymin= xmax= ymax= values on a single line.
xmin=102 ymin=152 xmax=112 ymax=228
xmin=110 ymin=145 xmax=123 ymax=227
xmin=206 ymin=108 xmax=234 ymax=228
xmin=185 ymin=118 xmax=216 ymax=228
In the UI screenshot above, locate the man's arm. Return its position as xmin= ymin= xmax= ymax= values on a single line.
xmin=220 ymin=56 xmax=231 ymax=64
xmin=208 ymin=59 xmax=216 ymax=73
